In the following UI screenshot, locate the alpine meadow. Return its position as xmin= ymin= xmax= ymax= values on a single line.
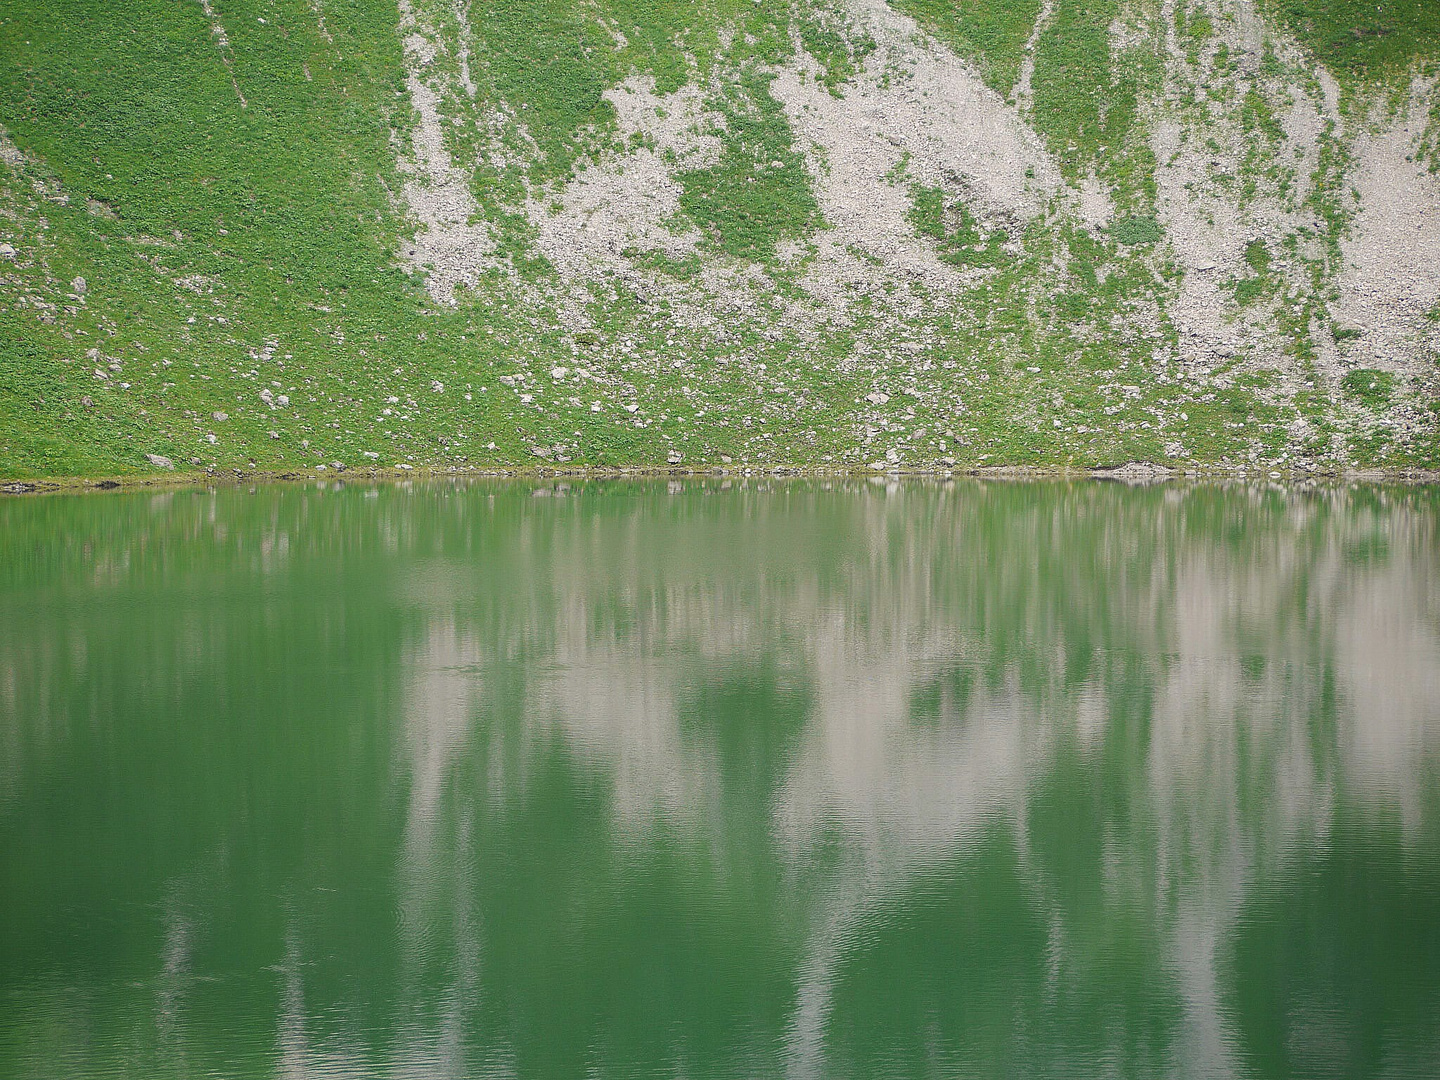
xmin=3 ymin=0 xmax=1440 ymax=482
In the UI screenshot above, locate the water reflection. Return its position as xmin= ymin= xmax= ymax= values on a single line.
xmin=1 ymin=479 xmax=1438 ymax=1078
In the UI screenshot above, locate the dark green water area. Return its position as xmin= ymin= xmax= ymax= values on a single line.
xmin=2 ymin=478 xmax=1439 ymax=1079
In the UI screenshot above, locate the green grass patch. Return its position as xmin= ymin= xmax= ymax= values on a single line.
xmin=676 ymin=73 xmax=821 ymax=260
xmin=1244 ymin=239 xmax=1273 ymax=274
xmin=1341 ymin=368 xmax=1397 ymax=408
xmin=1053 ymin=292 xmax=1092 ymax=323
xmin=907 ymin=184 xmax=1008 ymax=267
xmin=1110 ymin=217 xmax=1164 ymax=246
xmin=1268 ymin=0 xmax=1440 ymax=81
xmin=1177 ymin=1 xmax=1215 ymax=67
xmin=1233 ymin=278 xmax=1268 ymax=305
xmin=626 ymin=248 xmax=704 ymax=279
xmin=467 ymin=0 xmax=795 ymax=184
xmin=1241 ymin=89 xmax=1286 ymax=142
xmin=1028 ymin=0 xmax=1160 ymax=205
xmin=797 ymin=9 xmax=876 ymax=94
xmin=888 ymin=0 xmax=1043 ymax=95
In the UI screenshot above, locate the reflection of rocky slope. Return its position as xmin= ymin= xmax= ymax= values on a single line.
xmin=366 ymin=478 xmax=1440 ymax=1075
xmin=3 ymin=480 xmax=1438 ymax=1076
xmin=375 ymin=483 xmax=1440 ymax=1066
xmin=404 ymin=483 xmax=1437 ymax=857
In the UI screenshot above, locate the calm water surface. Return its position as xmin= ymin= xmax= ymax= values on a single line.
xmin=2 ymin=479 xmax=1439 ymax=1079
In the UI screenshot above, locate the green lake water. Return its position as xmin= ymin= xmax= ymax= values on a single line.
xmin=2 ymin=478 xmax=1439 ymax=1079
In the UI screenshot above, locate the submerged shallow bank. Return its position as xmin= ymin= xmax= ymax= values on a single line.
xmin=6 ymin=461 xmax=1440 ymax=496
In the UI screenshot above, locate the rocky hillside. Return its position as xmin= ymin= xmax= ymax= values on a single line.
xmin=2 ymin=0 xmax=1438 ymax=480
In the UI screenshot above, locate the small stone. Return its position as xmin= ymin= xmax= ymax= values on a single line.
xmin=205 ymin=433 xmax=217 ymax=444
xmin=145 ymin=453 xmax=174 ymax=470
xmin=431 ymin=380 xmax=444 ymax=392
xmin=212 ymin=411 xmax=228 ymax=422
xmin=80 ymin=395 xmax=94 ymax=408
xmin=667 ymin=450 xmax=683 ymax=464
xmin=0 ymin=243 xmax=16 ymax=258
xmin=71 ymin=276 xmax=87 ymax=295
xmin=269 ymin=430 xmax=280 ymax=439
xmin=866 ymin=391 xmax=890 ymax=406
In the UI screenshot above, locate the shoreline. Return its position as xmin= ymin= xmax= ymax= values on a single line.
xmin=5 ymin=461 xmax=1440 ymax=496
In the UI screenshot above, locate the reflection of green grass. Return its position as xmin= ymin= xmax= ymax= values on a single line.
xmin=1229 ymin=819 xmax=1440 ymax=1080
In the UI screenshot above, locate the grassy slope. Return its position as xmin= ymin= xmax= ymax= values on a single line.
xmin=0 ymin=0 xmax=421 ymax=476
xmin=1270 ymin=0 xmax=1440 ymax=79
xmin=0 ymin=0 xmax=1437 ymax=481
